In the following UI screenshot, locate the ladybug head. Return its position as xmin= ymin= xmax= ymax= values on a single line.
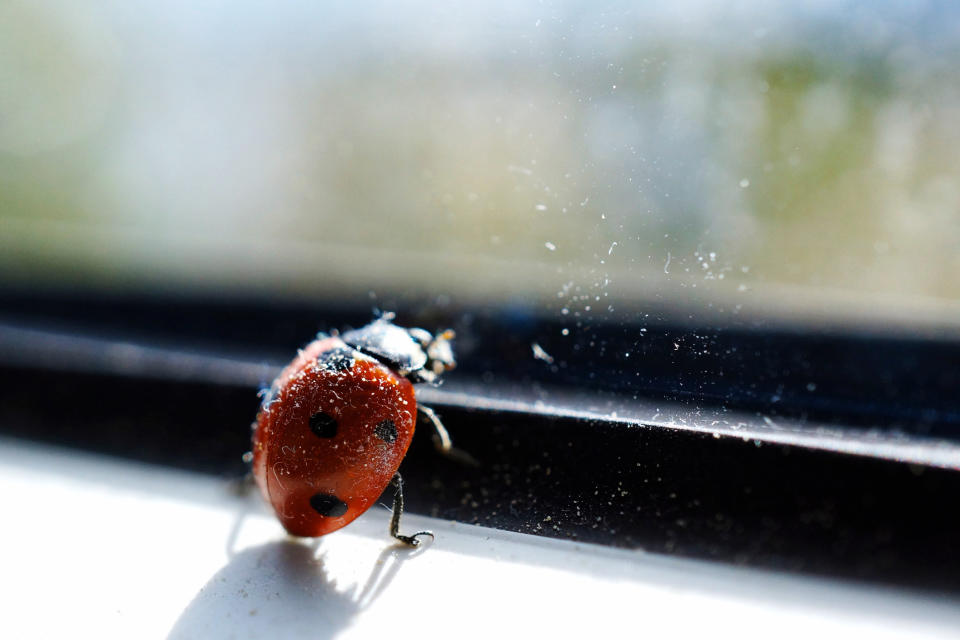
xmin=408 ymin=327 xmax=456 ymax=383
xmin=341 ymin=317 xmax=457 ymax=384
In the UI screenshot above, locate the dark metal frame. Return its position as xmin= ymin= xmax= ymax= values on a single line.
xmin=1 ymin=284 xmax=958 ymax=593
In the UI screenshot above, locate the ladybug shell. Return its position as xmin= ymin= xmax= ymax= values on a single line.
xmin=252 ymin=336 xmax=417 ymax=537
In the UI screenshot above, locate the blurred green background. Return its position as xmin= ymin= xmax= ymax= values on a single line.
xmin=2 ymin=1 xmax=958 ymax=330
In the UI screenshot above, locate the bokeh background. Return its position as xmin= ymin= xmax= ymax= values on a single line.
xmin=2 ymin=0 xmax=959 ymax=331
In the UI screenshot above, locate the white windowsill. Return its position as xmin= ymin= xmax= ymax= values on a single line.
xmin=2 ymin=437 xmax=957 ymax=639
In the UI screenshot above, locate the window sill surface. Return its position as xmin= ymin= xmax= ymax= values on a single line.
xmin=4 ymin=438 xmax=958 ymax=640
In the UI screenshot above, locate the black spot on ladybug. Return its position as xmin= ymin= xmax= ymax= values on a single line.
xmin=310 ymin=492 xmax=348 ymax=517
xmin=317 ymin=347 xmax=355 ymax=373
xmin=309 ymin=412 xmax=338 ymax=438
xmin=374 ymin=419 xmax=398 ymax=443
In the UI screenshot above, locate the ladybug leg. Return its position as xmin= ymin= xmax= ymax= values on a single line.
xmin=418 ymin=405 xmax=479 ymax=466
xmin=229 ymin=451 xmax=256 ymax=495
xmin=388 ymin=472 xmax=434 ymax=547
xmin=418 ymin=405 xmax=452 ymax=453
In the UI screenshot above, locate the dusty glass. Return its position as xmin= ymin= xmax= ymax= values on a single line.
xmin=2 ymin=1 xmax=958 ymax=332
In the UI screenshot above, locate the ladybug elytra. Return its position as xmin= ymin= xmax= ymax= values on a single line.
xmin=251 ymin=315 xmax=457 ymax=546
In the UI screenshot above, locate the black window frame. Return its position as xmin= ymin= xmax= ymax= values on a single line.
xmin=1 ymin=282 xmax=959 ymax=593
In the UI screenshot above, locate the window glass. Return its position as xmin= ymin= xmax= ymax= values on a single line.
xmin=2 ymin=1 xmax=958 ymax=331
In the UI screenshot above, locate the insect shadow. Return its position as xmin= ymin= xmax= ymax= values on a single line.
xmin=167 ymin=493 xmax=425 ymax=639
xmin=167 ymin=538 xmax=425 ymax=640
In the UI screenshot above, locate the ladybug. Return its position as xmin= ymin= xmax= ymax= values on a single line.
xmin=251 ymin=315 xmax=457 ymax=546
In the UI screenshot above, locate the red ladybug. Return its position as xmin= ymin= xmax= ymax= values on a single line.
xmin=251 ymin=315 xmax=457 ymax=546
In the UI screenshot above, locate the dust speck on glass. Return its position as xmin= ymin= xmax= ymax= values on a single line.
xmin=2 ymin=2 xmax=958 ymax=334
